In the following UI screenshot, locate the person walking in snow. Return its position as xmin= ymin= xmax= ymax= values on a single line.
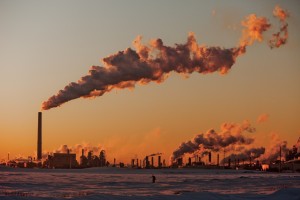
xmin=152 ymin=175 xmax=156 ymax=183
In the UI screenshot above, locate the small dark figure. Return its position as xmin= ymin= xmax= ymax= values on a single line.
xmin=152 ymin=175 xmax=156 ymax=183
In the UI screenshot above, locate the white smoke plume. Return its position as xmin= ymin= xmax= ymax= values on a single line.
xmin=42 ymin=34 xmax=242 ymax=110
xmin=259 ymin=133 xmax=288 ymax=163
xmin=170 ymin=121 xmax=255 ymax=163
xmin=41 ymin=6 xmax=289 ymax=110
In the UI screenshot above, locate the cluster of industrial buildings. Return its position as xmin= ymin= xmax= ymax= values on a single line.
xmin=1 ymin=112 xmax=299 ymax=172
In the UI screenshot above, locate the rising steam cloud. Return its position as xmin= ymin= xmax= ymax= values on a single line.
xmin=171 ymin=122 xmax=293 ymax=164
xmin=41 ymin=5 xmax=289 ymax=110
xmin=170 ymin=121 xmax=256 ymax=163
xmin=259 ymin=133 xmax=288 ymax=163
xmin=54 ymin=143 xmax=104 ymax=155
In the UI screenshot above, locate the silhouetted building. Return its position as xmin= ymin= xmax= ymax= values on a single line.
xmin=47 ymin=153 xmax=77 ymax=169
xmin=99 ymin=150 xmax=106 ymax=167
xmin=286 ymin=145 xmax=299 ymax=161
xmin=177 ymin=158 xmax=183 ymax=166
xmin=188 ymin=157 xmax=192 ymax=166
xmin=80 ymin=149 xmax=88 ymax=167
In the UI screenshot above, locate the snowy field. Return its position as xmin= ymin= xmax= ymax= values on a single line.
xmin=0 ymin=167 xmax=300 ymax=200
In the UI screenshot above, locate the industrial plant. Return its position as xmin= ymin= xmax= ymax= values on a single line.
xmin=1 ymin=112 xmax=300 ymax=172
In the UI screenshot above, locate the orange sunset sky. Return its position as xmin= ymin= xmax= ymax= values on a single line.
xmin=0 ymin=0 xmax=299 ymax=164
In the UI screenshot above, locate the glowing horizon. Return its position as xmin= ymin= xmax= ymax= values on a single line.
xmin=0 ymin=1 xmax=299 ymax=164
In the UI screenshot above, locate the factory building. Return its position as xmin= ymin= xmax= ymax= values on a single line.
xmin=45 ymin=152 xmax=78 ymax=169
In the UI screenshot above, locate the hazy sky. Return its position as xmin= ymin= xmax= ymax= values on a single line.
xmin=1 ymin=0 xmax=299 ymax=164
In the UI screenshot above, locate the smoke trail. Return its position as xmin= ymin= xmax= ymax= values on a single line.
xmin=170 ymin=121 xmax=255 ymax=163
xmin=269 ymin=5 xmax=289 ymax=48
xmin=42 ymin=33 xmax=243 ymax=110
xmin=222 ymin=147 xmax=265 ymax=164
xmin=41 ymin=6 xmax=289 ymax=110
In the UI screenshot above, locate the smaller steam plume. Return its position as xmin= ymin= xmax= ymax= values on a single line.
xmin=171 ymin=114 xmax=297 ymax=164
xmin=259 ymin=133 xmax=288 ymax=163
xmin=54 ymin=143 xmax=104 ymax=155
xmin=256 ymin=113 xmax=269 ymax=124
xmin=222 ymin=147 xmax=265 ymax=164
xmin=170 ymin=121 xmax=255 ymax=163
xmin=269 ymin=5 xmax=289 ymax=48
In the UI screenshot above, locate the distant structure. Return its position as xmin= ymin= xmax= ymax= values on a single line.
xmin=45 ymin=151 xmax=77 ymax=169
xmin=37 ymin=112 xmax=42 ymax=160
xmin=78 ymin=149 xmax=107 ymax=168
xmin=285 ymin=145 xmax=299 ymax=161
xmin=143 ymin=153 xmax=162 ymax=168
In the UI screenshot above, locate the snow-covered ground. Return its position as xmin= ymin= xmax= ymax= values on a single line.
xmin=0 ymin=167 xmax=299 ymax=200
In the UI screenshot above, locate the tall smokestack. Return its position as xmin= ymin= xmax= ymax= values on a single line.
xmin=151 ymin=156 xmax=154 ymax=167
xmin=37 ymin=112 xmax=42 ymax=160
xmin=158 ymin=156 xmax=161 ymax=168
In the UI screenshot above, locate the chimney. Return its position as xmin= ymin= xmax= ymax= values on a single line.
xmin=151 ymin=156 xmax=154 ymax=167
xmin=37 ymin=112 xmax=42 ymax=160
xmin=158 ymin=156 xmax=161 ymax=168
xmin=145 ymin=156 xmax=149 ymax=168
